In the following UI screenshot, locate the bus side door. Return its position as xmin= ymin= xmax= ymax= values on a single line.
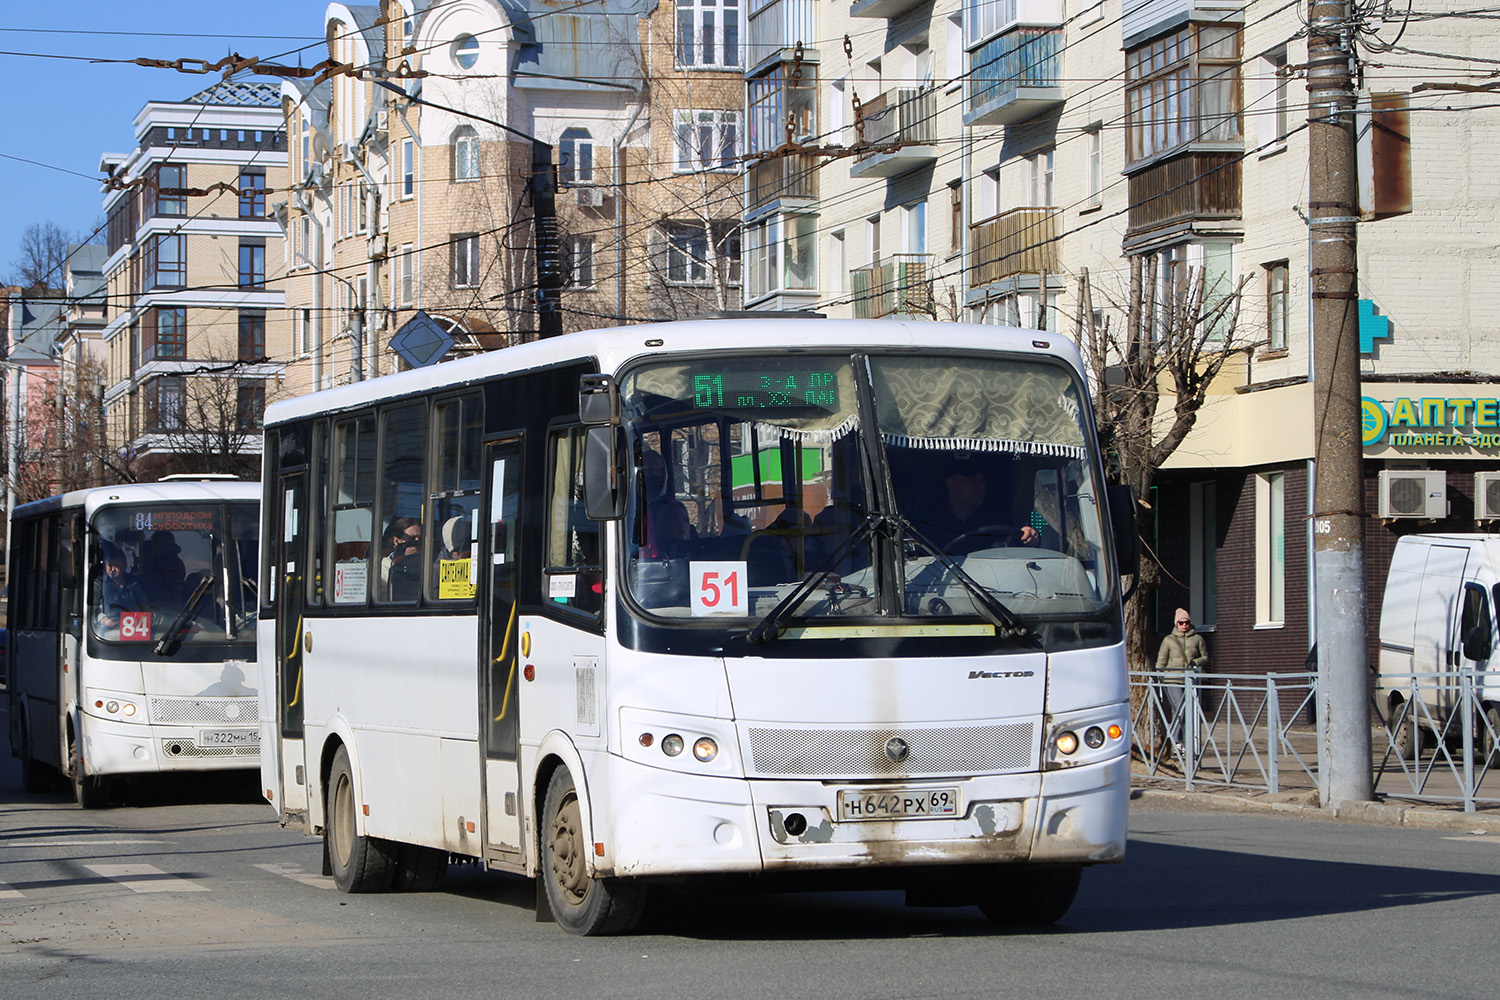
xmin=483 ymin=440 xmax=524 ymax=861
xmin=274 ymin=472 xmax=310 ymax=819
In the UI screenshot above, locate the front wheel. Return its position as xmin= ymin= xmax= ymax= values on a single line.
xmin=1479 ymin=703 xmax=1500 ymax=765
xmin=1389 ymin=697 xmax=1419 ymax=761
xmin=977 ymin=865 xmax=1083 ymax=926
xmin=70 ymin=731 xmax=113 ymax=809
xmin=325 ymin=745 xmax=396 ymax=892
xmin=541 ymin=767 xmax=647 ymax=935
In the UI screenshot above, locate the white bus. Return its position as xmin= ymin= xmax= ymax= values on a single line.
xmin=257 ymin=318 xmax=1136 ymax=934
xmin=7 ymin=479 xmax=261 ymax=806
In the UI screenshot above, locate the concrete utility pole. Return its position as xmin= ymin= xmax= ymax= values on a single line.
xmin=1307 ymin=0 xmax=1373 ymax=807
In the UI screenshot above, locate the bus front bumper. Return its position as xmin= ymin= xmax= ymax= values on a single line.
xmin=80 ymin=713 xmax=261 ymax=776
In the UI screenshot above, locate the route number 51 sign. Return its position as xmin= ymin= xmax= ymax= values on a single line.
xmin=689 ymin=561 xmax=748 ymax=616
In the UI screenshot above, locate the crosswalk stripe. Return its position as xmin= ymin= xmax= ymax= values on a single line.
xmin=84 ymin=864 xmax=210 ymax=893
xmin=254 ymin=862 xmax=333 ymax=888
xmin=0 ymin=883 xmax=21 ymax=899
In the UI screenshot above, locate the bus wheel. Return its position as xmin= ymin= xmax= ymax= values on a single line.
xmin=1479 ymin=704 xmax=1500 ymax=764
xmin=326 ymin=746 xmax=396 ymax=892
xmin=977 ymin=865 xmax=1082 ymax=926
xmin=392 ymin=843 xmax=449 ymax=893
xmin=18 ymin=718 xmax=56 ymax=794
xmin=70 ymin=734 xmax=112 ymax=809
xmin=1390 ymin=697 xmax=1419 ymax=761
xmin=541 ymin=767 xmax=647 ymax=936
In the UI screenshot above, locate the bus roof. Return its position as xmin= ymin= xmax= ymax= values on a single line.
xmin=12 ymin=480 xmax=261 ymax=521
xmin=262 ymin=318 xmax=1085 ymax=428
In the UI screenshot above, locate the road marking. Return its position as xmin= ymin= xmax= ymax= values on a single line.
xmin=254 ymin=862 xmax=333 ymax=889
xmin=0 ymin=883 xmax=21 ymax=899
xmin=1441 ymin=835 xmax=1500 ymax=844
xmin=84 ymin=864 xmax=209 ymax=893
xmin=18 ymin=840 xmax=160 ymax=847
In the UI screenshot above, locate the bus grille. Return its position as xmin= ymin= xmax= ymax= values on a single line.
xmin=149 ymin=697 xmax=256 ymax=726
xmin=745 ymin=723 xmax=1036 ymax=777
xmin=159 ymin=738 xmax=258 ymax=758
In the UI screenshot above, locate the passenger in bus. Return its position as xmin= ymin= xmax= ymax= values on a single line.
xmin=97 ymin=544 xmax=150 ymax=630
xmin=142 ymin=530 xmax=186 ymax=605
xmin=643 ymin=498 xmax=694 ymax=559
xmin=381 ymin=517 xmax=423 ymax=601
xmin=439 ymin=515 xmax=473 ymax=561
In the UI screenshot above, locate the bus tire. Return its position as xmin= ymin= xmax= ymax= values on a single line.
xmin=541 ymin=766 xmax=647 ymax=936
xmin=1390 ymin=697 xmax=1418 ymax=761
xmin=977 ymin=864 xmax=1082 ymax=926
xmin=19 ymin=718 xmax=57 ymax=794
xmin=70 ymin=733 xmax=112 ymax=809
xmin=1479 ymin=703 xmax=1500 ymax=764
xmin=326 ymin=745 xmax=396 ymax=893
xmin=392 ymin=843 xmax=449 ymax=893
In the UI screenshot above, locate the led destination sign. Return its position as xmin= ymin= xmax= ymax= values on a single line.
xmin=692 ymin=369 xmax=840 ymax=411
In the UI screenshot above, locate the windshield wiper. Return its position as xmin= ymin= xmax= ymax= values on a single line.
xmin=743 ymin=511 xmax=882 ymax=644
xmin=154 ymin=574 xmax=214 ymax=657
xmin=892 ymin=515 xmax=1037 ymax=645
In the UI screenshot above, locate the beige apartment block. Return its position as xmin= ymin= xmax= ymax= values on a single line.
xmin=273 ymin=0 xmax=746 ymax=394
xmin=98 ymin=80 xmax=289 ymax=480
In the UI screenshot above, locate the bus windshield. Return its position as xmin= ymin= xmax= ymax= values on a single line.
xmin=620 ymin=353 xmax=1110 ymax=625
xmin=90 ymin=503 xmax=259 ymax=649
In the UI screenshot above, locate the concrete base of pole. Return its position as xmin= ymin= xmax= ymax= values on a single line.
xmin=1315 ymin=546 xmax=1374 ymax=808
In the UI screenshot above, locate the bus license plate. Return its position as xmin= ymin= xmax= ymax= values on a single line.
xmin=837 ymin=787 xmax=960 ymax=821
xmin=199 ymin=730 xmax=259 ymax=747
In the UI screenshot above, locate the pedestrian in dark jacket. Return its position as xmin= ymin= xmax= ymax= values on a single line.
xmin=1155 ymin=608 xmax=1210 ymax=754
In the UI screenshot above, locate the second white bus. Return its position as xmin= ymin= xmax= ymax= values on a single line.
xmin=258 ymin=318 xmax=1136 ymax=933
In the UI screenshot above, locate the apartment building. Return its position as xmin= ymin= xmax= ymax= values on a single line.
xmin=274 ymin=0 xmax=745 ymax=395
xmin=98 ymin=80 xmax=289 ymax=480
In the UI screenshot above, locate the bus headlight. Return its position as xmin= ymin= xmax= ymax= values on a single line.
xmin=661 ymin=734 xmax=685 ymax=757
xmin=123 ymin=703 xmax=137 ymax=717
xmin=692 ymin=737 xmax=718 ymax=762
xmin=1084 ymin=726 xmax=1106 ymax=749
xmin=1054 ymin=731 xmax=1080 ymax=755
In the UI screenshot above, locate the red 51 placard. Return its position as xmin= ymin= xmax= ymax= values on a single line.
xmin=118 ymin=611 xmax=153 ymax=642
xmin=689 ymin=561 xmax=748 ymax=616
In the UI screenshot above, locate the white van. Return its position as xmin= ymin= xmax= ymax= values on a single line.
xmin=1377 ymin=534 xmax=1500 ymax=758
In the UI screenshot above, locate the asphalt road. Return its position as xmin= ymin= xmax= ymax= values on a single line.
xmin=2 ymin=750 xmax=1498 ymax=999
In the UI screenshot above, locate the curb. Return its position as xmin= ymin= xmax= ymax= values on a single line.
xmin=1130 ymin=786 xmax=1500 ymax=833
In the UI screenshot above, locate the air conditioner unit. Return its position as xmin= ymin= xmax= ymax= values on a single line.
xmin=1476 ymin=471 xmax=1500 ymax=520
xmin=1378 ymin=469 xmax=1447 ymax=519
xmin=574 ymin=186 xmax=605 ymax=209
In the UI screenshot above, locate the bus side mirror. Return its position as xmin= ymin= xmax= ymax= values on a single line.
xmin=583 ymin=425 xmax=625 ymax=521
xmin=1463 ymin=625 xmax=1492 ymax=662
xmin=1106 ymin=484 xmax=1139 ymax=579
xmin=579 ymin=373 xmax=617 ymax=425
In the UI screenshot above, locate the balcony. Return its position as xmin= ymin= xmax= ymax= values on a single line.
xmin=746 ymin=0 xmax=818 ymax=72
xmin=850 ymin=254 xmax=934 ymax=319
xmin=850 ymin=0 xmax=924 ymax=20
xmin=964 ymin=27 xmax=1064 ymax=128
xmin=747 ymin=150 xmax=819 ymax=212
xmin=850 ymin=87 xmax=939 ymax=179
xmin=1125 ymin=151 xmax=1241 ymax=236
xmin=969 ymin=207 xmax=1059 ymax=288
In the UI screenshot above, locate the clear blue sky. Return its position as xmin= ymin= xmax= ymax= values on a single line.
xmin=0 ymin=3 xmax=326 ymax=281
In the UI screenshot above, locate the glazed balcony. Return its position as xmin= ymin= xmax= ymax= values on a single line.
xmin=746 ymin=0 xmax=818 ymax=72
xmin=964 ymin=27 xmax=1064 ymax=127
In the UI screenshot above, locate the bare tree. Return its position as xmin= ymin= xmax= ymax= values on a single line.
xmin=7 ymin=222 xmax=84 ymax=290
xmin=149 ymin=369 xmax=275 ymax=481
xmin=1076 ymin=261 xmax=1259 ymax=675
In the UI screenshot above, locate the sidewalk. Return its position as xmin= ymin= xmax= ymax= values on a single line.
xmin=1130 ymin=778 xmax=1500 ymax=834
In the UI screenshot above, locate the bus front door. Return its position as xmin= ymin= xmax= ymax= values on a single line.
xmin=482 ymin=442 xmax=524 ymax=863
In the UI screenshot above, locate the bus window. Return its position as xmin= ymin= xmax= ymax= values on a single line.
xmin=307 ymin=421 xmax=328 ymax=606
xmin=546 ymin=426 xmax=602 ymax=619
xmin=331 ymin=416 xmax=375 ymax=604
xmin=377 ymin=403 xmax=428 ymax=604
xmin=429 ymin=395 xmax=482 ymax=603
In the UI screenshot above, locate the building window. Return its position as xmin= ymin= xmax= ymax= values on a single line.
xmin=674 ymin=110 xmax=741 ymax=172
xmin=1189 ymin=481 xmax=1218 ymax=628
xmin=298 ymin=307 xmax=312 ymax=355
xmin=400 ymin=244 xmax=415 ymax=305
xmin=1266 ymin=261 xmax=1288 ymax=351
xmin=1126 ymin=24 xmax=1241 ymax=165
xmin=748 ymin=64 xmax=817 ymax=154
xmin=239 ymin=171 xmax=266 ymax=217
xmin=147 ymin=233 xmax=186 ymax=288
xmin=152 ymin=306 xmax=187 ymax=360
xmin=238 ymin=310 xmax=266 ymax=361
xmin=949 ymin=181 xmax=962 ymax=254
xmin=564 ymin=236 xmax=595 ymax=288
xmin=1260 ymin=47 xmax=1290 ymax=143
xmin=402 ymin=138 xmax=415 ymax=198
xmin=1028 ymin=148 xmax=1055 ymax=207
xmin=236 ymin=382 xmax=266 ymax=430
xmin=1147 ymin=242 xmax=1237 ymax=340
xmin=559 ymin=128 xmax=594 ymax=185
xmin=1255 ymin=472 xmax=1285 ymax=626
xmin=1085 ymin=127 xmax=1103 ymax=207
xmin=829 ymin=230 xmax=846 ymax=294
xmin=665 ymin=224 xmax=710 ymax=285
xmin=900 ymin=201 xmax=926 ymax=254
xmin=453 ymin=126 xmax=480 ymax=181
xmin=239 ymin=240 xmax=266 ymax=288
xmin=298 ymin=216 xmax=311 ymax=265
xmin=676 ymin=0 xmax=740 ymax=69
xmin=744 ymin=214 xmax=816 ymax=299
xmin=149 ymin=376 xmax=185 ymax=432
xmin=453 ymin=233 xmax=480 ymax=288
xmin=153 ymin=164 xmax=186 ymax=217
xmin=453 ymin=33 xmax=480 ymax=69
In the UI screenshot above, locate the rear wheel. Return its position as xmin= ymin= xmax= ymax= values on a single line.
xmin=325 ymin=746 xmax=396 ymax=892
xmin=977 ymin=865 xmax=1083 ymax=926
xmin=392 ymin=843 xmax=449 ymax=893
xmin=1390 ymin=697 xmax=1419 ymax=761
xmin=541 ymin=767 xmax=647 ymax=936
xmin=1479 ymin=703 xmax=1500 ymax=765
